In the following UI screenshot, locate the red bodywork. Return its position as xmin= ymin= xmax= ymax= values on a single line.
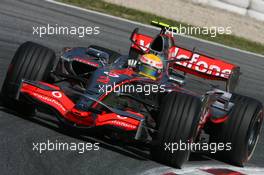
xmin=20 ymin=81 xmax=140 ymax=131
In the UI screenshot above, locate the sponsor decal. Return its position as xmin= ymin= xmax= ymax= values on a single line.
xmin=104 ymin=71 xmax=119 ymax=78
xmin=132 ymin=34 xmax=152 ymax=51
xmin=32 ymin=92 xmax=66 ymax=112
xmin=73 ymin=57 xmax=99 ymax=67
xmin=139 ymin=39 xmax=150 ymax=51
xmin=110 ymin=120 xmax=136 ymax=129
xmin=116 ymin=115 xmax=127 ymax=120
xmin=52 ymin=91 xmax=62 ymax=98
xmin=97 ymin=76 xmax=110 ymax=84
xmin=169 ymin=47 xmax=232 ymax=78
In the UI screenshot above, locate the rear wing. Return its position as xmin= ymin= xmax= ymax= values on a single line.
xmin=129 ymin=22 xmax=240 ymax=92
xmin=168 ymin=46 xmax=240 ymax=92
xmin=168 ymin=46 xmax=238 ymax=80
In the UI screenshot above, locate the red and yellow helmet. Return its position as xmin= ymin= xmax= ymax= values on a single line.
xmin=138 ymin=54 xmax=163 ymax=80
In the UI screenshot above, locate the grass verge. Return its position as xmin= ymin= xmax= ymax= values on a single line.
xmin=59 ymin=0 xmax=264 ymax=55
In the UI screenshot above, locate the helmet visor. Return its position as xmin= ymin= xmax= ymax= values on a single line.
xmin=139 ymin=64 xmax=159 ymax=77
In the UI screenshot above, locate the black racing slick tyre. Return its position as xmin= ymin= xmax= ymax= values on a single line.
xmin=150 ymin=92 xmax=202 ymax=168
xmin=1 ymin=41 xmax=56 ymax=116
xmin=209 ymin=94 xmax=263 ymax=166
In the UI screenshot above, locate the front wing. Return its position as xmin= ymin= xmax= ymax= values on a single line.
xmin=18 ymin=80 xmax=144 ymax=132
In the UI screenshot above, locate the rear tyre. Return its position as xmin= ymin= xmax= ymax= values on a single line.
xmin=150 ymin=92 xmax=202 ymax=168
xmin=1 ymin=41 xmax=56 ymax=116
xmin=209 ymin=94 xmax=263 ymax=166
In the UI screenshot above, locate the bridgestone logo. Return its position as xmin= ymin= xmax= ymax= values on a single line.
xmin=110 ymin=120 xmax=136 ymax=129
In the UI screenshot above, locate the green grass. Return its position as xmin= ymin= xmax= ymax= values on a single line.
xmin=59 ymin=0 xmax=264 ymax=55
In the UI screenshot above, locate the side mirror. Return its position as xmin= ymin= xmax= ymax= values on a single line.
xmin=168 ymin=75 xmax=185 ymax=86
xmin=168 ymin=69 xmax=185 ymax=86
xmin=86 ymin=48 xmax=109 ymax=60
xmin=165 ymin=57 xmax=191 ymax=63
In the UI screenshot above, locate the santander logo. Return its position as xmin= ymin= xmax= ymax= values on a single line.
xmin=139 ymin=40 xmax=150 ymax=51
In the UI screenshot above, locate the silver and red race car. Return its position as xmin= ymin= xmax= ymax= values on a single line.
xmin=1 ymin=21 xmax=263 ymax=168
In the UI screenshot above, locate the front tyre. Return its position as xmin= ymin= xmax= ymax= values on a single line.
xmin=1 ymin=41 xmax=56 ymax=116
xmin=150 ymin=92 xmax=202 ymax=168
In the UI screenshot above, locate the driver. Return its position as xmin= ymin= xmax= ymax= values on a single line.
xmin=130 ymin=54 xmax=163 ymax=80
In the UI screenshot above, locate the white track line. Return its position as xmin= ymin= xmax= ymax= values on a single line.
xmin=45 ymin=0 xmax=264 ymax=58
xmin=141 ymin=164 xmax=264 ymax=175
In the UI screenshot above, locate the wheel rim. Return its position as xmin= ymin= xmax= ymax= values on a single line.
xmin=247 ymin=110 xmax=263 ymax=159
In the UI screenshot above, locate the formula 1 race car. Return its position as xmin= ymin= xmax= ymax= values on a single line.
xmin=1 ymin=21 xmax=263 ymax=168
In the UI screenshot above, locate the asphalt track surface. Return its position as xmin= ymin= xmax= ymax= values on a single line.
xmin=0 ymin=0 xmax=264 ymax=175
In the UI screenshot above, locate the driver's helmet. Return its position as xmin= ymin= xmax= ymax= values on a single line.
xmin=137 ymin=54 xmax=163 ymax=80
